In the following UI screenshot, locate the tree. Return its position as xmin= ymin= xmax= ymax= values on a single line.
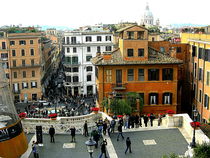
xmin=109 ymin=98 xmax=131 ymax=115
xmin=193 ymin=143 xmax=210 ymax=158
xmin=101 ymin=97 xmax=109 ymax=112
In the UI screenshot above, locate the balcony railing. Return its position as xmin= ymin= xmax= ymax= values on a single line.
xmin=63 ymin=62 xmax=81 ymax=66
xmin=13 ymin=90 xmax=20 ymax=94
xmin=10 ymin=64 xmax=42 ymax=69
xmin=112 ymin=83 xmax=127 ymax=90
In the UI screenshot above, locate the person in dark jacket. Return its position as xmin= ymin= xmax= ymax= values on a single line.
xmin=83 ymin=121 xmax=89 ymax=137
xmin=149 ymin=113 xmax=155 ymax=127
xmin=143 ymin=115 xmax=148 ymax=127
xmin=125 ymin=137 xmax=132 ymax=154
xmin=117 ymin=124 xmax=124 ymax=141
xmin=70 ymin=126 xmax=76 ymax=142
xmin=135 ymin=115 xmax=139 ymax=128
xmin=49 ymin=125 xmax=55 ymax=143
xmin=99 ymin=139 xmax=107 ymax=158
xmin=91 ymin=129 xmax=100 ymax=148
xmin=103 ymin=121 xmax=107 ymax=135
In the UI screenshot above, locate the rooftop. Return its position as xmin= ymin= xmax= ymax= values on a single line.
xmin=91 ymin=48 xmax=183 ymax=66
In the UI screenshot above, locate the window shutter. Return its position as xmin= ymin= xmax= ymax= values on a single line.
xmin=170 ymin=93 xmax=172 ymax=104
xmin=156 ymin=93 xmax=159 ymax=104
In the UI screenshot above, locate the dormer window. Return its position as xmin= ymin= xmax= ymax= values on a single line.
xmin=127 ymin=49 xmax=134 ymax=57
xmin=137 ymin=31 xmax=144 ymax=39
xmin=127 ymin=31 xmax=134 ymax=39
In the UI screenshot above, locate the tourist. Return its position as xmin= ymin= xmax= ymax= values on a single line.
xmin=143 ymin=115 xmax=148 ymax=127
xmin=97 ymin=119 xmax=103 ymax=137
xmin=110 ymin=119 xmax=116 ymax=133
xmin=49 ymin=125 xmax=55 ymax=143
xmin=117 ymin=124 xmax=124 ymax=141
xmin=125 ymin=137 xmax=132 ymax=154
xmin=83 ymin=121 xmax=89 ymax=137
xmin=135 ymin=115 xmax=140 ymax=128
xmin=158 ymin=114 xmax=162 ymax=126
xmin=99 ymin=139 xmax=108 ymax=158
xmin=103 ymin=121 xmax=107 ymax=135
xmin=91 ymin=129 xmax=100 ymax=148
xmin=149 ymin=113 xmax=155 ymax=127
xmin=70 ymin=126 xmax=76 ymax=142
xmin=32 ymin=141 xmax=39 ymax=158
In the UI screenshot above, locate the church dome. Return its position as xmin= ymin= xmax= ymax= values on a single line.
xmin=144 ymin=4 xmax=153 ymax=18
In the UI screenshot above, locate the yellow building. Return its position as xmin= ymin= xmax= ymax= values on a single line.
xmin=181 ymin=32 xmax=210 ymax=123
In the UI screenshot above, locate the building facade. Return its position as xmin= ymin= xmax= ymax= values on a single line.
xmin=92 ymin=25 xmax=183 ymax=114
xmin=63 ymin=31 xmax=114 ymax=96
xmin=181 ymin=32 xmax=210 ymax=123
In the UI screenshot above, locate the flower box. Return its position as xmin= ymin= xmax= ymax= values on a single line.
xmin=166 ymin=110 xmax=175 ymax=116
xmin=48 ymin=113 xmax=57 ymax=118
xmin=117 ymin=115 xmax=123 ymax=118
xmin=18 ymin=112 xmax=27 ymax=119
xmin=190 ymin=121 xmax=200 ymax=129
xmin=91 ymin=107 xmax=100 ymax=113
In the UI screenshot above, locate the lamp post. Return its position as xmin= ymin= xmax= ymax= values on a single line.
xmin=190 ymin=109 xmax=198 ymax=148
xmin=85 ymin=138 xmax=96 ymax=158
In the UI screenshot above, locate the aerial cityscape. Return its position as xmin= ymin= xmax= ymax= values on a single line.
xmin=0 ymin=0 xmax=210 ymax=158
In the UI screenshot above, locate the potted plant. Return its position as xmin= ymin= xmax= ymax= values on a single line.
xmin=91 ymin=107 xmax=100 ymax=114
xmin=190 ymin=121 xmax=201 ymax=130
xmin=48 ymin=113 xmax=57 ymax=120
xmin=166 ymin=110 xmax=175 ymax=116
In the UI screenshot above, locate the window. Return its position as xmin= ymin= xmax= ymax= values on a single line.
xmin=31 ymin=59 xmax=34 ymax=66
xmin=192 ymin=45 xmax=197 ymax=57
xmin=87 ymin=47 xmax=91 ymax=52
xmin=204 ymin=94 xmax=209 ymax=109
xmin=199 ymin=68 xmax=203 ymax=81
xmin=148 ymin=69 xmax=159 ymax=81
xmin=30 ymin=40 xmax=33 ymax=44
xmin=127 ymin=49 xmax=134 ymax=57
xmin=32 ymin=71 xmax=35 ymax=77
xmin=86 ymin=56 xmax=92 ymax=61
xmin=31 ymin=81 xmax=37 ymax=88
xmin=72 ymin=57 xmax=78 ymax=64
xmin=21 ymin=49 xmax=25 ymax=56
xmin=199 ymin=90 xmax=202 ymax=103
xmin=22 ymin=60 xmax=26 ymax=66
xmin=138 ymin=49 xmax=144 ymax=57
xmin=162 ymin=68 xmax=173 ymax=80
xmin=13 ymin=83 xmax=19 ymax=92
xmin=22 ymin=82 xmax=28 ymax=89
xmin=87 ymin=66 xmax=92 ymax=72
xmin=97 ymin=46 xmax=101 ymax=53
xmin=32 ymin=94 xmax=37 ymax=101
xmin=127 ymin=31 xmax=134 ymax=39
xmin=194 ymin=63 xmax=197 ymax=78
xmin=73 ymin=76 xmax=79 ymax=82
xmin=139 ymin=93 xmax=144 ymax=104
xmin=22 ymin=71 xmax=26 ymax=78
xmin=66 ymin=57 xmax=71 ymax=63
xmin=13 ymin=60 xmax=16 ymax=67
xmin=30 ymin=49 xmax=34 ymax=56
xmin=97 ymin=36 xmax=102 ymax=41
xmin=106 ymin=69 xmax=112 ymax=82
xmin=1 ymin=53 xmax=8 ymax=59
xmin=207 ymin=71 xmax=210 ymax=86
xmin=137 ymin=31 xmax=144 ymax=39
xmin=106 ymin=36 xmax=111 ymax=41
xmin=160 ymin=47 xmax=165 ymax=53
xmin=87 ymin=75 xmax=92 ymax=81
xmin=71 ymin=37 xmax=76 ymax=44
xmin=2 ymin=42 xmax=6 ymax=49
xmin=13 ymin=72 xmax=17 ymax=78
xmin=149 ymin=93 xmax=158 ymax=105
xmin=86 ymin=36 xmax=92 ymax=42
xmin=73 ymin=47 xmax=77 ymax=53
xmin=67 ymin=47 xmax=70 ymax=53
xmin=2 ymin=62 xmax=8 ymax=69
xmin=127 ymin=69 xmax=134 ymax=81
xmin=73 ymin=67 xmax=78 ymax=72
xmin=10 ymin=41 xmax=15 ymax=45
xmin=105 ymin=46 xmax=111 ymax=51
xmin=65 ymin=67 xmax=71 ymax=72
xmin=12 ymin=50 xmax=16 ymax=56
xmin=176 ymin=47 xmax=182 ymax=53
xmin=66 ymin=76 xmax=71 ymax=82
xmin=198 ymin=48 xmax=203 ymax=59
xmin=163 ymin=93 xmax=172 ymax=104
xmin=19 ymin=40 xmax=26 ymax=45
xmin=138 ymin=69 xmax=144 ymax=81
xmin=6 ymin=73 xmax=9 ymax=79
xmin=66 ymin=37 xmax=70 ymax=44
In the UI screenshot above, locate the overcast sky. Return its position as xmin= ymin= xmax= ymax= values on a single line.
xmin=0 ymin=0 xmax=209 ymax=28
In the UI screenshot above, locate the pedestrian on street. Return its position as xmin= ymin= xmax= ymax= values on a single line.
xmin=32 ymin=141 xmax=39 ymax=158
xmin=83 ymin=121 xmax=89 ymax=137
xmin=70 ymin=126 xmax=76 ymax=142
xmin=110 ymin=119 xmax=116 ymax=133
xmin=99 ymin=139 xmax=108 ymax=158
xmin=117 ymin=124 xmax=124 ymax=141
xmin=49 ymin=125 xmax=55 ymax=143
xmin=103 ymin=121 xmax=107 ymax=135
xmin=149 ymin=113 xmax=155 ymax=127
xmin=158 ymin=114 xmax=162 ymax=126
xmin=143 ymin=115 xmax=148 ymax=127
xmin=91 ymin=129 xmax=100 ymax=148
xmin=125 ymin=137 xmax=132 ymax=154
xmin=135 ymin=115 xmax=139 ymax=128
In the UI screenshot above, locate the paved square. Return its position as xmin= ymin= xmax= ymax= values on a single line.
xmin=110 ymin=128 xmax=188 ymax=158
xmin=143 ymin=139 xmax=157 ymax=145
xmin=63 ymin=143 xmax=75 ymax=148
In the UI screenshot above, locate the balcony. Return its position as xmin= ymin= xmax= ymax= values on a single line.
xmin=112 ymin=83 xmax=127 ymax=90
xmin=63 ymin=62 xmax=81 ymax=67
xmin=10 ymin=64 xmax=42 ymax=69
xmin=63 ymin=42 xmax=81 ymax=45
xmin=64 ymin=81 xmax=81 ymax=87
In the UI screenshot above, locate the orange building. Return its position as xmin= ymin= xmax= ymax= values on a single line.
xmin=92 ymin=25 xmax=183 ymax=114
